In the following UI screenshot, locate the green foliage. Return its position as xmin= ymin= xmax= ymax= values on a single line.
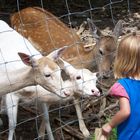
xmin=109 ymin=127 xmax=117 ymax=140
xmin=91 ymin=133 xmax=95 ymax=140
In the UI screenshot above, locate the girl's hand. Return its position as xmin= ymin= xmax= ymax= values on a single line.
xmin=102 ymin=123 xmax=112 ymax=136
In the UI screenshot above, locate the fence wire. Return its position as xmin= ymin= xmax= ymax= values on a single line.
xmin=0 ymin=0 xmax=139 ymax=140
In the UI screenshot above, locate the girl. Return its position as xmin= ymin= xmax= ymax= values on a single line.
xmin=102 ymin=32 xmax=140 ymax=140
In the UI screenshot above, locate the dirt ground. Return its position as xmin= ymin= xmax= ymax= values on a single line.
xmin=0 ymin=0 xmax=140 ymax=140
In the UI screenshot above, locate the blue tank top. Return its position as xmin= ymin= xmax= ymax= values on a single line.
xmin=117 ymin=78 xmax=140 ymax=140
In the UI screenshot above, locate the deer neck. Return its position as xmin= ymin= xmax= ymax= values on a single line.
xmin=0 ymin=67 xmax=35 ymax=96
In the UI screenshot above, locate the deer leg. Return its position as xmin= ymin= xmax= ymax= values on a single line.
xmin=39 ymin=118 xmax=46 ymax=140
xmin=73 ymin=98 xmax=90 ymax=137
xmin=40 ymin=103 xmax=54 ymax=140
xmin=6 ymin=93 xmax=19 ymax=140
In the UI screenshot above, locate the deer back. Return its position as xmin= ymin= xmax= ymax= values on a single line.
xmin=10 ymin=7 xmax=96 ymax=70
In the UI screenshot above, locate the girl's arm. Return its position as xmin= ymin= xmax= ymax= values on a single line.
xmin=102 ymin=97 xmax=130 ymax=136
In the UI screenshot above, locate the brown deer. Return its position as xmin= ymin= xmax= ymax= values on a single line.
xmin=9 ymin=7 xmax=123 ymax=139
xmin=11 ymin=7 xmax=121 ymax=77
xmin=10 ymin=7 xmax=123 ymax=78
xmin=87 ymin=18 xmax=123 ymax=78
xmin=10 ymin=7 xmax=90 ymax=68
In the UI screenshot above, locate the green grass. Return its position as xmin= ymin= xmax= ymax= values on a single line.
xmin=91 ymin=133 xmax=95 ymax=140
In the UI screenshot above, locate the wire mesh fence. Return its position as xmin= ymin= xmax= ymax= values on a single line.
xmin=0 ymin=0 xmax=139 ymax=140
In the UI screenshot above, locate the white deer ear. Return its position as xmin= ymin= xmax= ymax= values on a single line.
xmin=47 ymin=46 xmax=68 ymax=60
xmin=57 ymin=58 xmax=77 ymax=77
xmin=18 ymin=52 xmax=36 ymax=67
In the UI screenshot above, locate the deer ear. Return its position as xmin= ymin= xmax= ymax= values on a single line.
xmin=87 ymin=18 xmax=102 ymax=40
xmin=58 ymin=58 xmax=77 ymax=78
xmin=83 ymin=43 xmax=96 ymax=52
xmin=56 ymin=58 xmax=65 ymax=68
xmin=113 ymin=20 xmax=123 ymax=38
xmin=47 ymin=46 xmax=68 ymax=60
xmin=18 ymin=52 xmax=36 ymax=67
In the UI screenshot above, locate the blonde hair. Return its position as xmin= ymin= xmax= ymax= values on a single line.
xmin=114 ymin=32 xmax=140 ymax=79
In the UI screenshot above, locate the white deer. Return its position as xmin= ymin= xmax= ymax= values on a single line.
xmin=0 ymin=20 xmax=70 ymax=96
xmin=2 ymin=58 xmax=100 ymax=140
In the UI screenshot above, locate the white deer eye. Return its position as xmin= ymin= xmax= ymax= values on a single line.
xmin=76 ymin=76 xmax=81 ymax=80
xmin=45 ymin=74 xmax=51 ymax=77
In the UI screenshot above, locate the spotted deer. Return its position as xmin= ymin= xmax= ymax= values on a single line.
xmin=10 ymin=7 xmax=123 ymax=78
xmin=10 ymin=7 xmax=89 ymax=69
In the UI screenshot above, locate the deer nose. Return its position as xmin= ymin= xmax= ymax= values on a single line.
xmin=61 ymin=89 xmax=71 ymax=97
xmin=91 ymin=89 xmax=100 ymax=96
xmin=64 ymin=91 xmax=70 ymax=96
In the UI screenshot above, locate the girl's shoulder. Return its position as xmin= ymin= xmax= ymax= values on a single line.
xmin=117 ymin=78 xmax=140 ymax=97
xmin=118 ymin=77 xmax=140 ymax=85
xmin=109 ymin=82 xmax=129 ymax=100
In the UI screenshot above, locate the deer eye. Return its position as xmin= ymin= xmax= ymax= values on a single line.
xmin=99 ymin=49 xmax=104 ymax=55
xmin=45 ymin=74 xmax=51 ymax=77
xmin=76 ymin=76 xmax=81 ymax=80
